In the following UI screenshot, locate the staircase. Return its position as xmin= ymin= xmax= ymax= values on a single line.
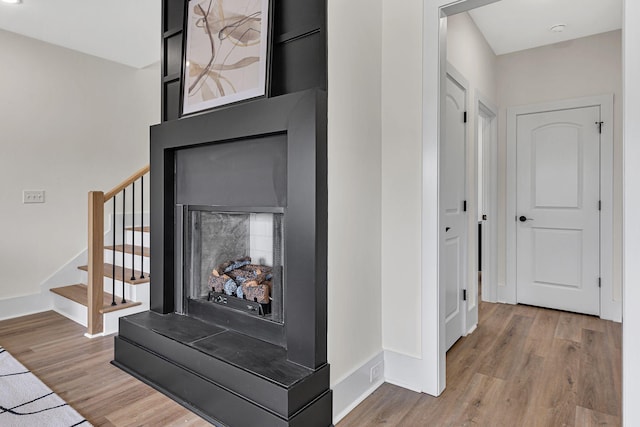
xmin=49 ymin=166 xmax=151 ymax=337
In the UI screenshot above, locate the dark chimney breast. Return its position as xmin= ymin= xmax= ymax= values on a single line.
xmin=113 ymin=90 xmax=331 ymax=427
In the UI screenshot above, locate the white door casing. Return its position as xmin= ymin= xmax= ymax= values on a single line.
xmin=505 ymin=95 xmax=614 ymax=320
xmin=476 ymin=94 xmax=498 ymax=305
xmin=515 ymin=106 xmax=601 ymax=315
xmin=443 ymin=66 xmax=467 ymax=351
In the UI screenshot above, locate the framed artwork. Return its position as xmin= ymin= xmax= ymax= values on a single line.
xmin=182 ymin=0 xmax=270 ymax=115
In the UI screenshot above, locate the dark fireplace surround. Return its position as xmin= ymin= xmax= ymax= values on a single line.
xmin=113 ymin=90 xmax=331 ymax=427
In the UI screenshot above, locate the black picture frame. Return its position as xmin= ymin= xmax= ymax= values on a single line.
xmin=180 ymin=0 xmax=273 ymax=116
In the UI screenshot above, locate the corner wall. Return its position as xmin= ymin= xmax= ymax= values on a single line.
xmin=380 ymin=0 xmax=425 ymax=361
xmin=327 ymin=0 xmax=384 ymax=419
xmin=623 ymin=3 xmax=640 ymax=425
xmin=0 ymin=30 xmax=159 ymax=303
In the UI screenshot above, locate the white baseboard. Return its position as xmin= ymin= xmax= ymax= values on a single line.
xmin=384 ymin=350 xmax=423 ymax=393
xmin=0 ymin=292 xmax=52 ymax=321
xmin=84 ymin=332 xmax=105 ymax=339
xmin=332 ymin=352 xmax=385 ymax=425
xmin=601 ymin=298 xmax=622 ymax=323
xmin=0 ymin=247 xmax=88 ymax=322
xmin=494 ymin=282 xmax=621 ymax=323
xmin=0 ymin=214 xmax=150 ymax=324
xmin=331 ymin=350 xmax=427 ymax=423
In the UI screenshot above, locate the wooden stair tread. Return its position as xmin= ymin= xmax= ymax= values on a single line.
xmin=78 ymin=264 xmax=150 ymax=285
xmin=126 ymin=226 xmax=150 ymax=232
xmin=50 ymin=284 xmax=141 ymax=313
xmin=107 ymin=244 xmax=150 ymax=257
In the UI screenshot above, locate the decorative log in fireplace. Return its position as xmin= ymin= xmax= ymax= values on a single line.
xmin=208 ymin=257 xmax=273 ymax=315
xmin=113 ymin=90 xmax=331 ymax=427
xmin=210 ymin=260 xmax=271 ymax=294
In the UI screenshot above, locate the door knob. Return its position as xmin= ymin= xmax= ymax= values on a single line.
xmin=445 ymin=227 xmax=451 ymax=232
xmin=519 ymin=216 xmax=533 ymax=222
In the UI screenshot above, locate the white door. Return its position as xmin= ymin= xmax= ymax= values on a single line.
xmin=516 ymin=106 xmax=600 ymax=315
xmin=443 ymin=71 xmax=467 ymax=350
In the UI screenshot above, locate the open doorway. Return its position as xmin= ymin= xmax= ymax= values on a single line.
xmin=439 ymin=0 xmax=622 ymax=383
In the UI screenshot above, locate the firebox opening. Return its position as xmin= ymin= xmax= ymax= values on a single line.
xmin=184 ymin=208 xmax=284 ymax=324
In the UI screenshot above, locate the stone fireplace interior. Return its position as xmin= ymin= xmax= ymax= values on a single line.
xmin=183 ymin=209 xmax=284 ymax=324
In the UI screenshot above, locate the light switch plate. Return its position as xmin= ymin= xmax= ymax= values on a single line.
xmin=23 ymin=190 xmax=45 ymax=204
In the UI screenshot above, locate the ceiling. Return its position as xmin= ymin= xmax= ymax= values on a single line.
xmin=0 ymin=0 xmax=160 ymax=69
xmin=468 ymin=0 xmax=622 ymax=56
xmin=0 ymin=0 xmax=623 ymax=66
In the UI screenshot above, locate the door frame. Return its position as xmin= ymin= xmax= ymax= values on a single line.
xmin=475 ymin=93 xmax=498 ymax=304
xmin=424 ymin=0 xmax=635 ymax=415
xmin=424 ymin=0 xmax=502 ymax=397
xmin=505 ymin=95 xmax=617 ymax=320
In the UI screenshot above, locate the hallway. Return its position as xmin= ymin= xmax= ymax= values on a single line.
xmin=338 ymin=299 xmax=621 ymax=426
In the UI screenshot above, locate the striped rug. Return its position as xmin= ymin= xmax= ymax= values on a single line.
xmin=0 ymin=346 xmax=91 ymax=426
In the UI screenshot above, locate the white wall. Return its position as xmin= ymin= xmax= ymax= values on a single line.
xmin=447 ymin=12 xmax=497 ymax=101
xmin=0 ymin=30 xmax=159 ymax=301
xmin=381 ymin=0 xmax=425 ymax=360
xmin=623 ymin=2 xmax=640 ymax=424
xmin=496 ymin=30 xmax=622 ymax=311
xmin=446 ymin=11 xmax=498 ymax=315
xmin=327 ymin=0 xmax=383 ymax=390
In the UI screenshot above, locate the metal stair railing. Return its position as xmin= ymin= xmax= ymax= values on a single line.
xmin=87 ymin=165 xmax=149 ymax=335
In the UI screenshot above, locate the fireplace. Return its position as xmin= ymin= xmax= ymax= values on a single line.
xmin=113 ymin=90 xmax=331 ymax=427
xmin=183 ymin=209 xmax=284 ymax=323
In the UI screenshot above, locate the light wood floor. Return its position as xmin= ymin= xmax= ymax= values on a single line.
xmin=0 ymin=300 xmax=621 ymax=427
xmin=338 ymin=300 xmax=622 ymax=426
xmin=0 ymin=311 xmax=211 ymax=426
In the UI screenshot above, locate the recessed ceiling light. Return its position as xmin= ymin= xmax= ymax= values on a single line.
xmin=550 ymin=24 xmax=567 ymax=33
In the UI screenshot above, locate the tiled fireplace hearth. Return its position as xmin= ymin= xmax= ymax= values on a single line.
xmin=113 ymin=90 xmax=331 ymax=427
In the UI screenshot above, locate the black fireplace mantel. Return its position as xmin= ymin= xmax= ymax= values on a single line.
xmin=113 ymin=89 xmax=331 ymax=427
xmin=152 ymin=88 xmax=327 ymax=369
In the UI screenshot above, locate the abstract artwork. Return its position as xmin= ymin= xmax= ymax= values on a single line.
xmin=183 ymin=0 xmax=269 ymax=114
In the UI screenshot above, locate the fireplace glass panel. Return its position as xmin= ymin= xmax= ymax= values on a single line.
xmin=186 ymin=209 xmax=284 ymax=324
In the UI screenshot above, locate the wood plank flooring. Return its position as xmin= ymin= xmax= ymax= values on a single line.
xmin=0 ymin=311 xmax=210 ymax=426
xmin=0 ymin=299 xmax=621 ymax=426
xmin=338 ymin=299 xmax=621 ymax=426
